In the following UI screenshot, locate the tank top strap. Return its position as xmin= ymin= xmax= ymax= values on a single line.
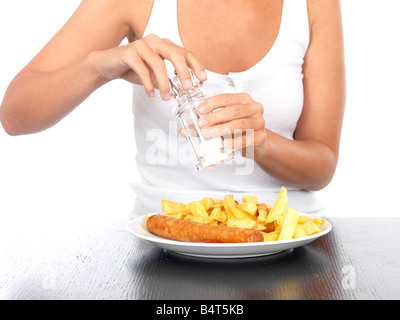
xmin=279 ymin=0 xmax=310 ymax=48
xmin=142 ymin=0 xmax=183 ymax=46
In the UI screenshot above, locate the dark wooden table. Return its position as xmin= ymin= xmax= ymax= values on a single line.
xmin=1 ymin=217 xmax=399 ymax=300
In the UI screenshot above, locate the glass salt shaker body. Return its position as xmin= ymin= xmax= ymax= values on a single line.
xmin=169 ymin=71 xmax=237 ymax=171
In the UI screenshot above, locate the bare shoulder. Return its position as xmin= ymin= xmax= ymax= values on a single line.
xmin=123 ymin=0 xmax=154 ymax=40
xmin=305 ymin=0 xmax=344 ymax=60
xmin=79 ymin=0 xmax=153 ymax=39
xmin=15 ymin=0 xmax=153 ymax=75
xmin=307 ymin=0 xmax=343 ymax=34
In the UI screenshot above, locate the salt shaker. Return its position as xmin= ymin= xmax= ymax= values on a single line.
xmin=169 ymin=70 xmax=237 ymax=171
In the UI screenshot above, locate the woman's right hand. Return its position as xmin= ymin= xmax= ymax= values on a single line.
xmin=90 ymin=34 xmax=207 ymax=100
xmin=0 ymin=1 xmax=207 ymax=135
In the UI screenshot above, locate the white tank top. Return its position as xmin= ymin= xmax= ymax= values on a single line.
xmin=130 ymin=0 xmax=324 ymax=216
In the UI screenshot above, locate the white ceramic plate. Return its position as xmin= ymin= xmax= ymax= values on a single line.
xmin=127 ymin=214 xmax=332 ymax=259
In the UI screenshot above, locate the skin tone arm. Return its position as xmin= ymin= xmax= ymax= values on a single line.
xmin=0 ymin=0 xmax=205 ymax=136
xmin=195 ymin=0 xmax=346 ymax=191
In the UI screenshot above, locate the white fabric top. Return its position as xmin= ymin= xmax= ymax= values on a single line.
xmin=130 ymin=0 xmax=325 ymax=216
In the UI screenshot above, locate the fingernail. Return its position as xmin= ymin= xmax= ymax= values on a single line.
xmin=149 ymin=91 xmax=154 ymax=98
xmin=200 ymin=71 xmax=207 ymax=81
xmin=198 ymin=105 xmax=206 ymax=114
xmin=184 ymin=79 xmax=192 ymax=89
xmin=179 ymin=128 xmax=186 ymax=137
xmin=199 ymin=118 xmax=208 ymax=127
xmin=163 ymin=92 xmax=171 ymax=100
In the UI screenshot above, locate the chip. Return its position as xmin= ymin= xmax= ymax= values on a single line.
xmin=160 ymin=187 xmax=325 ymax=242
xmin=265 ymin=187 xmax=288 ymax=223
xmin=278 ymin=208 xmax=299 ymax=240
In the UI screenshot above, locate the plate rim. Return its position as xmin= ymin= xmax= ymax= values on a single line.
xmin=126 ymin=212 xmax=332 ymax=249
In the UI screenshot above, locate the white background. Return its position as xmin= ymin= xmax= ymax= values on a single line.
xmin=1 ymin=0 xmax=400 ymax=243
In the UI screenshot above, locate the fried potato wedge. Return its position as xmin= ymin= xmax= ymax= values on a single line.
xmin=265 ymin=187 xmax=288 ymax=223
xmin=160 ymin=188 xmax=326 ymax=242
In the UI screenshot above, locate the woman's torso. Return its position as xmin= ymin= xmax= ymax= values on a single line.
xmin=128 ymin=0 xmax=324 ymax=216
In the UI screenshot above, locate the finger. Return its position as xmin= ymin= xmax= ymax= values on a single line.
xmin=198 ymin=104 xmax=258 ymax=128
xmin=123 ymin=49 xmax=154 ymax=97
xmin=179 ymin=128 xmax=186 ymax=137
xmin=199 ymin=93 xmax=252 ymax=114
xmin=225 ymin=129 xmax=267 ymax=158
xmin=151 ymin=37 xmax=207 ymax=90
xmin=223 ymin=130 xmax=255 ymax=149
xmin=167 ymin=47 xmax=193 ymax=90
xmin=222 ymin=130 xmax=257 ymax=158
xmin=183 ymin=50 xmax=207 ymax=82
xmin=160 ymin=39 xmax=192 ymax=89
xmin=135 ymin=41 xmax=171 ymax=100
xmin=144 ymin=37 xmax=192 ymax=91
xmin=179 ymin=125 xmax=199 ymax=138
xmin=162 ymin=39 xmax=207 ymax=83
xmin=202 ymin=118 xmax=265 ymax=139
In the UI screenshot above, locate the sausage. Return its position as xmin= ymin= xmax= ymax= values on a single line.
xmin=147 ymin=215 xmax=264 ymax=243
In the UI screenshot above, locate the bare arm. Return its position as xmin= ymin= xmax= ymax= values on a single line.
xmin=256 ymin=0 xmax=346 ymax=190
xmin=196 ymin=0 xmax=345 ymax=191
xmin=0 ymin=0 xmax=129 ymax=135
xmin=0 ymin=0 xmax=206 ymax=135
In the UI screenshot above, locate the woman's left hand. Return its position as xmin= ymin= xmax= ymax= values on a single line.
xmin=196 ymin=93 xmax=267 ymax=159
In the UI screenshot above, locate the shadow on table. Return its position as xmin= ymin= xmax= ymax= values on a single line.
xmin=128 ymin=236 xmax=339 ymax=299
